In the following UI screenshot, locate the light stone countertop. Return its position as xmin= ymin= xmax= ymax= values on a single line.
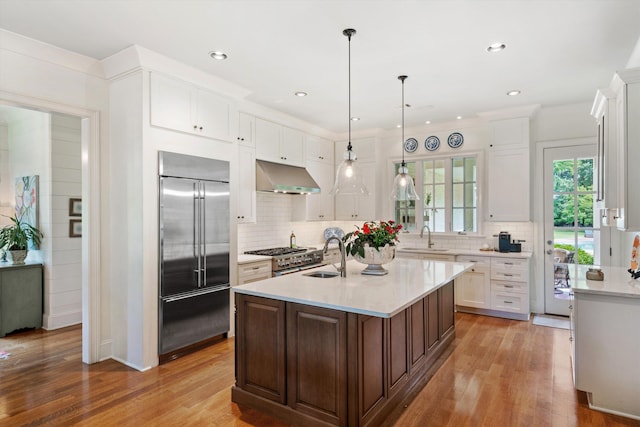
xmin=396 ymin=247 xmax=533 ymax=259
xmin=233 ymin=258 xmax=474 ymax=318
xmin=570 ymin=265 xmax=640 ymax=298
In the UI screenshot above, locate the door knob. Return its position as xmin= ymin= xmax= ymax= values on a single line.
xmin=546 ymin=249 xmax=553 ymax=255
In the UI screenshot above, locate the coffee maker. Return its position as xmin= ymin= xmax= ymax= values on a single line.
xmin=498 ymin=231 xmax=524 ymax=252
xmin=498 ymin=231 xmax=512 ymax=252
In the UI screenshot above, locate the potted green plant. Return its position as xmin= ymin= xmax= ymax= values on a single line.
xmin=0 ymin=215 xmax=43 ymax=265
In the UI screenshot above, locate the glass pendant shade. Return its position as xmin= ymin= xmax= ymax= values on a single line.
xmin=391 ymin=163 xmax=419 ymax=200
xmin=331 ymin=148 xmax=369 ymax=195
xmin=391 ymin=74 xmax=419 ymax=201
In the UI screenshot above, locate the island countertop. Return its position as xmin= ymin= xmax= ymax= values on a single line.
xmin=233 ymin=258 xmax=474 ymax=318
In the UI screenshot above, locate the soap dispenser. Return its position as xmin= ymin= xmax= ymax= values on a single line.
xmin=290 ymin=231 xmax=296 ymax=248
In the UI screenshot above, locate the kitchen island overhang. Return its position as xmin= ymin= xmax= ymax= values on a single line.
xmin=232 ymin=258 xmax=474 ymax=427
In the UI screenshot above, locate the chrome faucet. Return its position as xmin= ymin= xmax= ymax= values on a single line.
xmin=323 ymin=236 xmax=347 ymax=277
xmin=420 ymin=224 xmax=435 ymax=248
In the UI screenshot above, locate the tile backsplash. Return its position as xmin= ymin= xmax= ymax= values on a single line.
xmin=237 ymin=192 xmax=534 ymax=254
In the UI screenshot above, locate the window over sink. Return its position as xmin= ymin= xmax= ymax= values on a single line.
xmin=393 ymin=155 xmax=478 ymax=234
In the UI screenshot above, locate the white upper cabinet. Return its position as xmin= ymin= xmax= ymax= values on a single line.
xmin=306 ymin=134 xmax=334 ymax=163
xmin=237 ymin=112 xmax=255 ymax=148
xmin=611 ymin=69 xmax=640 ymax=231
xmin=255 ymin=118 xmax=304 ymax=166
xmin=486 ymin=117 xmax=531 ymax=222
xmin=236 ymin=145 xmax=256 ymax=223
xmin=334 ymin=161 xmax=376 ymax=221
xmin=150 ymin=72 xmax=233 ymax=142
xmin=591 ymin=89 xmax=618 ymax=219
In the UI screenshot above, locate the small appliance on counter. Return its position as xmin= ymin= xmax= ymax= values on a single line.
xmin=498 ymin=231 xmax=525 ymax=253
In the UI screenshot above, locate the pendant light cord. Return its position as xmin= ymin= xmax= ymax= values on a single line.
xmin=344 ymin=29 xmax=355 ymax=153
xmin=399 ymin=75 xmax=407 ymax=167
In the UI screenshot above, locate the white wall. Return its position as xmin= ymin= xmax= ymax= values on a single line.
xmin=45 ymin=112 xmax=82 ymax=329
xmin=0 ymin=124 xmax=10 ymax=224
xmin=0 ymin=29 xmax=109 ymax=364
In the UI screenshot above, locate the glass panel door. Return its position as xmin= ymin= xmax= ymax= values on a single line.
xmin=543 ymin=145 xmax=599 ymax=315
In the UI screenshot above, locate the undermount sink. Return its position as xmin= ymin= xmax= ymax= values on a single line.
xmin=399 ymin=247 xmax=449 ymax=252
xmin=303 ymin=271 xmax=340 ymax=278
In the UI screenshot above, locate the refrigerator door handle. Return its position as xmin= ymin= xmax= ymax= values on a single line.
xmin=201 ymin=181 xmax=207 ymax=287
xmin=162 ymin=285 xmax=229 ymax=302
xmin=193 ymin=181 xmax=201 ymax=287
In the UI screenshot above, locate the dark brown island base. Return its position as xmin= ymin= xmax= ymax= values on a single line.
xmin=232 ymin=258 xmax=473 ymax=427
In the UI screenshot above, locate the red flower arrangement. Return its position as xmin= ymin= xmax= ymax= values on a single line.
xmin=343 ymin=220 xmax=402 ymax=258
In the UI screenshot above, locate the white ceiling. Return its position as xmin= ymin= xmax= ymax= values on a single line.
xmin=1 ymin=0 xmax=639 ymax=133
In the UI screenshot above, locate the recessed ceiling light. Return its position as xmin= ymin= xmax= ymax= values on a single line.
xmin=351 ymin=117 xmax=360 ymax=121
xmin=507 ymin=90 xmax=521 ymax=96
xmin=456 ymin=116 xmax=463 ymax=120
xmin=425 ymin=120 xmax=431 ymax=125
xmin=209 ymin=51 xmax=228 ymax=60
xmin=486 ymin=43 xmax=507 ymax=53
xmin=294 ymin=91 xmax=308 ymax=97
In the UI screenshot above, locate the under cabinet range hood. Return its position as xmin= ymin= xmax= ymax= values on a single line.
xmin=255 ymin=160 xmax=321 ymax=194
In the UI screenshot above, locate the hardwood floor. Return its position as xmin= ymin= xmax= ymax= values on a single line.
xmin=1 ymin=313 xmax=638 ymax=426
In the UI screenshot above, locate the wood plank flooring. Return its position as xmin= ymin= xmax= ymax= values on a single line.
xmin=1 ymin=313 xmax=638 ymax=426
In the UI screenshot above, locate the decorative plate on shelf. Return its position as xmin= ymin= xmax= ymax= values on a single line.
xmin=323 ymin=227 xmax=345 ymax=242
xmin=404 ymin=137 xmax=418 ymax=153
xmin=447 ymin=132 xmax=464 ymax=148
xmin=425 ymin=136 xmax=440 ymax=151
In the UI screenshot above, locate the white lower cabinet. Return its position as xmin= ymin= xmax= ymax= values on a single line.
xmin=456 ymin=255 xmax=530 ymax=320
xmin=454 ymin=255 xmax=490 ymax=309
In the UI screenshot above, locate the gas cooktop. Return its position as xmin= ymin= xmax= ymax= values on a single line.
xmin=244 ymin=247 xmax=307 ymax=257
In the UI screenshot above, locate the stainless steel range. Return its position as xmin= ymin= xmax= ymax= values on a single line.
xmin=244 ymin=247 xmax=324 ymax=276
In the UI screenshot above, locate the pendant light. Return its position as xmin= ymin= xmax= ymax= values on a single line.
xmin=330 ymin=28 xmax=369 ymax=196
xmin=391 ymin=75 xmax=420 ymax=200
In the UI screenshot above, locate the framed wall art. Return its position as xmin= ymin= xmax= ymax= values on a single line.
xmin=69 ymin=198 xmax=82 ymax=217
xmin=69 ymin=219 xmax=82 ymax=238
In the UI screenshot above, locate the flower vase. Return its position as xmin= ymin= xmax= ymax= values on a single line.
xmin=354 ymin=244 xmax=396 ymax=275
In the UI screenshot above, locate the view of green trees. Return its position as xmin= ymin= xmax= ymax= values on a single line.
xmin=553 ymin=158 xmax=595 ymax=265
xmin=553 ymin=159 xmax=593 ymax=227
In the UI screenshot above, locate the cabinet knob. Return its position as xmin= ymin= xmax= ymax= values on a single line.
xmin=199 ymin=126 xmax=203 ymax=131
xmin=193 ymin=125 xmax=198 ymax=130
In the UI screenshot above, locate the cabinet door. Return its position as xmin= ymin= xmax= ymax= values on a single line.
xmin=281 ymin=127 xmax=304 ymax=166
xmin=235 ymin=294 xmax=286 ymax=403
xmin=150 ymin=73 xmax=195 ymax=134
xmin=306 ymin=135 xmax=334 ymax=163
xmin=195 ymin=88 xmax=232 ymax=142
xmin=0 ymin=266 xmax=43 ymax=337
xmin=238 ymin=112 xmax=255 ymax=147
xmin=237 ymin=146 xmax=256 ymax=223
xmin=286 ymin=303 xmax=347 ymax=425
xmin=487 ymin=148 xmax=530 ymax=221
xmin=304 ymin=160 xmax=334 ymax=220
xmin=455 ymin=270 xmax=490 ymax=309
xmin=255 ymin=118 xmax=281 ymax=163
xmin=355 ymin=161 xmax=376 ymax=220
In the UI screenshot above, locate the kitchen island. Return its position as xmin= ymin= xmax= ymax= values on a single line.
xmin=232 ymin=258 xmax=473 ymax=427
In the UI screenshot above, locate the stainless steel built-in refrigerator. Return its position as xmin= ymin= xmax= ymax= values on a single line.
xmin=158 ymin=151 xmax=230 ymax=356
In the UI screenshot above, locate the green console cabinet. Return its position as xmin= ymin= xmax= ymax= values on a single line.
xmin=0 ymin=262 xmax=43 ymax=337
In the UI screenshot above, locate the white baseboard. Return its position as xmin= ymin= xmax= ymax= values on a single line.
xmin=43 ymin=310 xmax=81 ymax=330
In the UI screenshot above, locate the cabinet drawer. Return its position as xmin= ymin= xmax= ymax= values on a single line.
xmin=457 ymin=255 xmax=490 ymax=268
xmin=238 ymin=261 xmax=272 ymax=284
xmin=491 ymin=269 xmax=528 ymax=282
xmin=491 ymin=280 xmax=527 ymax=294
xmin=491 ymin=290 xmax=527 ymax=314
xmin=491 ymin=257 xmax=528 ymax=271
